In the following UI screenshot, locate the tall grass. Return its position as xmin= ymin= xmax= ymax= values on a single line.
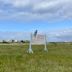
xmin=0 ymin=43 xmax=72 ymax=72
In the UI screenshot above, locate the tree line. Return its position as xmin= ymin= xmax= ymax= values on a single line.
xmin=0 ymin=40 xmax=30 ymax=43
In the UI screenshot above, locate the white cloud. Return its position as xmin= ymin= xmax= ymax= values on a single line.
xmin=10 ymin=0 xmax=30 ymax=7
xmin=0 ymin=0 xmax=72 ymax=21
xmin=0 ymin=29 xmax=72 ymax=42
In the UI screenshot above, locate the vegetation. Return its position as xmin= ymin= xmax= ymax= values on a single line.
xmin=0 ymin=43 xmax=72 ymax=72
xmin=0 ymin=40 xmax=30 ymax=43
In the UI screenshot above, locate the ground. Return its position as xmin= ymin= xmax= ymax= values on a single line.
xmin=0 ymin=43 xmax=72 ymax=72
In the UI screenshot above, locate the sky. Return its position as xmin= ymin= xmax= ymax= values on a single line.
xmin=0 ymin=20 xmax=72 ymax=32
xmin=0 ymin=0 xmax=72 ymax=41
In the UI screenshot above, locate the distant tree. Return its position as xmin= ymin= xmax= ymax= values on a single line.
xmin=20 ymin=40 xmax=25 ymax=43
xmin=2 ymin=40 xmax=8 ymax=43
xmin=11 ymin=40 xmax=15 ymax=43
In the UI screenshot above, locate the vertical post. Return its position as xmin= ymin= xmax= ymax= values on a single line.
xmin=44 ymin=34 xmax=48 ymax=52
xmin=28 ymin=33 xmax=33 ymax=53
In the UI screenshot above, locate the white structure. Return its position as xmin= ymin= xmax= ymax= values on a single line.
xmin=27 ymin=33 xmax=48 ymax=53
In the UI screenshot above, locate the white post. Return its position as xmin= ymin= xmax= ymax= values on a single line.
xmin=28 ymin=33 xmax=33 ymax=53
xmin=44 ymin=34 xmax=48 ymax=52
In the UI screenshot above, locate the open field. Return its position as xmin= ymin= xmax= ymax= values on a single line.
xmin=0 ymin=43 xmax=72 ymax=72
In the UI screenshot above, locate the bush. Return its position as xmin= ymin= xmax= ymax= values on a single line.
xmin=2 ymin=40 xmax=9 ymax=43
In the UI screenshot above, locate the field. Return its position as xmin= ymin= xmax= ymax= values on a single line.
xmin=0 ymin=43 xmax=72 ymax=72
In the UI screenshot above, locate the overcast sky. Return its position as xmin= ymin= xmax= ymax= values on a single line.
xmin=0 ymin=0 xmax=72 ymax=41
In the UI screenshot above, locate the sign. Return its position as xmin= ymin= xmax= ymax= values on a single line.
xmin=31 ymin=34 xmax=45 ymax=44
xmin=27 ymin=33 xmax=48 ymax=53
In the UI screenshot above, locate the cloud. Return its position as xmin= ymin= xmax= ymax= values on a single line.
xmin=0 ymin=0 xmax=72 ymax=21
xmin=0 ymin=31 xmax=30 ymax=40
xmin=47 ymin=28 xmax=72 ymax=42
xmin=0 ymin=28 xmax=72 ymax=42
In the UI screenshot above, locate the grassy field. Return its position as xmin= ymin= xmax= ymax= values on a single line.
xmin=0 ymin=43 xmax=72 ymax=72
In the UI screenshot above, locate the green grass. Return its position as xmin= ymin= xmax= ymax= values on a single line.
xmin=0 ymin=43 xmax=72 ymax=72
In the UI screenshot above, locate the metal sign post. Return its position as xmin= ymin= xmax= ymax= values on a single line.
xmin=28 ymin=33 xmax=33 ymax=53
xmin=44 ymin=34 xmax=48 ymax=52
